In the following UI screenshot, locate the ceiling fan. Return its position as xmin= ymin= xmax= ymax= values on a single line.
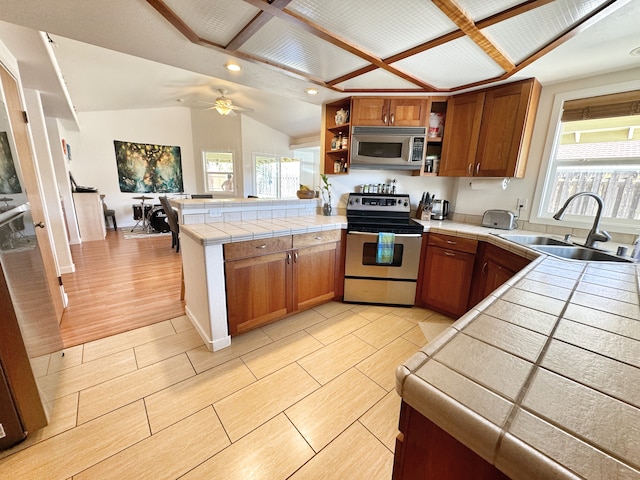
xmin=202 ymin=89 xmax=253 ymax=116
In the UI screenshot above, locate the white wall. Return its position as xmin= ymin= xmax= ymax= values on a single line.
xmin=190 ymin=108 xmax=242 ymax=195
xmin=240 ymin=115 xmax=293 ymax=197
xmin=73 ymin=106 xmax=195 ymax=228
xmin=47 ymin=116 xmax=81 ymax=245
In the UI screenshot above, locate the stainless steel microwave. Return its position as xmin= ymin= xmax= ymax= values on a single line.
xmin=350 ymin=126 xmax=426 ymax=170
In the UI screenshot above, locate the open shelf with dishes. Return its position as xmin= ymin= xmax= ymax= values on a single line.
xmin=413 ymin=97 xmax=448 ymax=176
xmin=322 ymin=98 xmax=352 ymax=175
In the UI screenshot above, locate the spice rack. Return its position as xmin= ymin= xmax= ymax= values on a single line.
xmin=322 ymin=98 xmax=352 ymax=175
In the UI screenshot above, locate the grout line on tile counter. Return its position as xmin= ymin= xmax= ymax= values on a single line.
xmin=491 ymin=262 xmax=589 ymax=465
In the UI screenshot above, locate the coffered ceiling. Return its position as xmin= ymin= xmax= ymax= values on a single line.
xmin=149 ymin=0 xmax=632 ymax=92
xmin=0 ymin=0 xmax=638 ymax=139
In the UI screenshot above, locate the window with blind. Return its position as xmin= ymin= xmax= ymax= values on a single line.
xmin=539 ymin=90 xmax=640 ymax=227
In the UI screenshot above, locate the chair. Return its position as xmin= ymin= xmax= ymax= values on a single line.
xmin=100 ymin=194 xmax=117 ymax=231
xmin=159 ymin=196 xmax=180 ymax=252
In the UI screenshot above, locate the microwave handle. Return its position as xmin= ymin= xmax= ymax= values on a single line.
xmin=348 ymin=231 xmax=422 ymax=238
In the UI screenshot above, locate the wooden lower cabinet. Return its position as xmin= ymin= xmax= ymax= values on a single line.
xmin=417 ymin=234 xmax=477 ymax=318
xmin=225 ymin=231 xmax=342 ymax=335
xmin=293 ymin=242 xmax=337 ymax=310
xmin=393 ymin=401 xmax=510 ymax=480
xmin=469 ymin=243 xmax=531 ymax=308
xmin=225 ymin=250 xmax=290 ymax=335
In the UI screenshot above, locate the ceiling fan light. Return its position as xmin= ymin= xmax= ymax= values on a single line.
xmin=225 ymin=62 xmax=241 ymax=72
xmin=215 ymin=105 xmax=233 ymax=115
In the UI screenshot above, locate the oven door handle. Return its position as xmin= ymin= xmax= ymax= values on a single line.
xmin=348 ymin=231 xmax=422 ymax=238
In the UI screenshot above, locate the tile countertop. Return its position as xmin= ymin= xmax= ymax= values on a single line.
xmin=180 ymin=214 xmax=348 ymax=245
xmin=395 ymin=222 xmax=640 ymax=480
xmin=181 ymin=215 xmax=639 ymax=477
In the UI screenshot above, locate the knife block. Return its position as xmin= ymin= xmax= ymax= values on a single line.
xmin=416 ymin=205 xmax=431 ymax=221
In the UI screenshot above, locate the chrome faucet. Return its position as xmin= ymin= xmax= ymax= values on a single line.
xmin=553 ymin=192 xmax=611 ymax=248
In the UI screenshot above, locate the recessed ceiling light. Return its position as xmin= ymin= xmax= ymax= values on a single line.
xmin=305 ymin=88 xmax=319 ymax=95
xmin=630 ymin=47 xmax=640 ymax=56
xmin=225 ymin=62 xmax=241 ymax=72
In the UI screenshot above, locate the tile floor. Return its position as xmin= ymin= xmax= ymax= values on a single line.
xmin=0 ymin=302 xmax=453 ymax=480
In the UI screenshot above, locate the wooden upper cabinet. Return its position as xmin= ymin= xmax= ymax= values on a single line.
xmin=351 ymin=97 xmax=427 ymax=127
xmin=438 ymin=92 xmax=484 ymax=176
xmin=389 ymin=98 xmax=428 ymax=126
xmin=439 ymin=78 xmax=540 ymax=178
xmin=476 ymin=80 xmax=540 ymax=177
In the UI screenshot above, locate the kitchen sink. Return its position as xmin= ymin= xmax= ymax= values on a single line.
xmin=498 ymin=234 xmax=572 ymax=246
xmin=531 ymin=245 xmax=632 ymax=263
xmin=497 ymin=233 xmax=632 ymax=262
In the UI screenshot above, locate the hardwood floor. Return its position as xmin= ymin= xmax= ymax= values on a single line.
xmin=59 ymin=229 xmax=184 ymax=347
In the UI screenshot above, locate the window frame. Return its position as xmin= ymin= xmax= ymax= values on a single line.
xmin=202 ymin=150 xmax=236 ymax=196
xmin=530 ymin=79 xmax=640 ymax=235
xmin=252 ymin=152 xmax=301 ymax=199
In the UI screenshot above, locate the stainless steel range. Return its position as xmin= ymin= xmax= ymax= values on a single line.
xmin=344 ymin=193 xmax=424 ymax=306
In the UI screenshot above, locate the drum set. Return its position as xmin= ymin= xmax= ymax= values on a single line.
xmin=131 ymin=196 xmax=170 ymax=233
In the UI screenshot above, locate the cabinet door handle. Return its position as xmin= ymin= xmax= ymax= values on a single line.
xmin=383 ymin=113 xmax=388 ymax=124
xmin=256 ymin=244 xmax=267 ymax=249
xmin=468 ymin=163 xmax=473 ymax=175
xmin=286 ymin=253 xmax=291 ymax=264
xmin=444 ymin=251 xmax=456 ymax=257
xmin=294 ymin=252 xmax=299 ymax=263
xmin=446 ymin=240 xmax=457 ymax=245
xmin=314 ymin=236 xmax=323 ymax=241
xmin=390 ymin=113 xmax=395 ymax=125
xmin=482 ymin=262 xmax=488 ymax=275
xmin=476 ymin=163 xmax=481 ymax=174
xmin=34 ymin=221 xmax=46 ymax=229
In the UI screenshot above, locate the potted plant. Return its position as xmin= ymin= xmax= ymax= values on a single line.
xmin=320 ymin=173 xmax=332 ymax=216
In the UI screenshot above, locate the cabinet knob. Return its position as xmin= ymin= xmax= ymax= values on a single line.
xmin=34 ymin=221 xmax=46 ymax=229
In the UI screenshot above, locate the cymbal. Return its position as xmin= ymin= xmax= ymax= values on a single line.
xmin=132 ymin=195 xmax=154 ymax=200
xmin=0 ymin=197 xmax=13 ymax=202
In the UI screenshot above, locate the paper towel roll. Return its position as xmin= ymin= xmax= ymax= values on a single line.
xmin=469 ymin=178 xmax=509 ymax=191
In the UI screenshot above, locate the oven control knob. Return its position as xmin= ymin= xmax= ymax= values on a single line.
xmin=403 ymin=200 xmax=408 ymax=207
